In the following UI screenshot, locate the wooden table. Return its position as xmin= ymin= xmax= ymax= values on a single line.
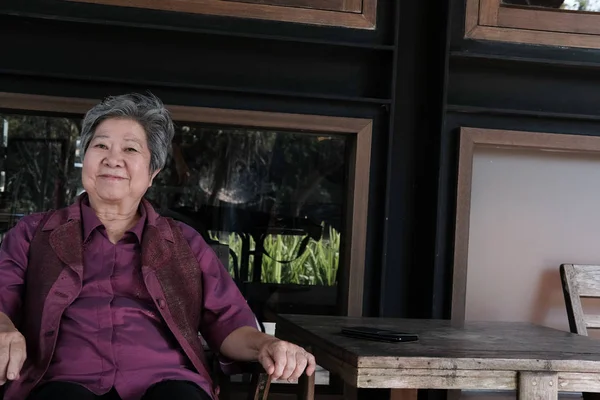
xmin=274 ymin=314 xmax=600 ymax=400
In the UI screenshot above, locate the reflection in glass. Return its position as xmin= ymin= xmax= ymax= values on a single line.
xmin=502 ymin=0 xmax=600 ymax=12
xmin=0 ymin=113 xmax=347 ymax=318
xmin=0 ymin=115 xmax=82 ymax=234
xmin=146 ymin=124 xmax=347 ymax=293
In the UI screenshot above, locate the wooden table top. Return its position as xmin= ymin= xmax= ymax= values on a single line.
xmin=274 ymin=314 xmax=600 ymax=373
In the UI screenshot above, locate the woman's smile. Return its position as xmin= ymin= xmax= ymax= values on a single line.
xmin=98 ymin=174 xmax=127 ymax=181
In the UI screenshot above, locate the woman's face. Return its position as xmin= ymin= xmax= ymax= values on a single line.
xmin=82 ymin=118 xmax=159 ymax=207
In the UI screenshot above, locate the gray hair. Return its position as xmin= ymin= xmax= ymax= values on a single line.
xmin=80 ymin=93 xmax=174 ymax=173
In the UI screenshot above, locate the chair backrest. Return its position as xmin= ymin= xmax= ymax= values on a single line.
xmin=560 ymin=264 xmax=600 ymax=336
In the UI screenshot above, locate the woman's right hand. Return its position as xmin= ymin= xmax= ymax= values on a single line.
xmin=0 ymin=320 xmax=26 ymax=385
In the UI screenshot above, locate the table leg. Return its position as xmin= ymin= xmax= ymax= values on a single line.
xmin=390 ymin=389 xmax=418 ymax=400
xmin=298 ymin=371 xmax=315 ymax=400
xmin=518 ymin=372 xmax=558 ymax=400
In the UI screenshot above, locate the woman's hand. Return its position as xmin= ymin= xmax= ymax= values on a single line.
xmin=0 ymin=322 xmax=26 ymax=385
xmin=219 ymin=326 xmax=316 ymax=381
xmin=257 ymin=338 xmax=316 ymax=382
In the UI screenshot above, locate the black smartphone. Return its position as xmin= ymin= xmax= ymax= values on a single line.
xmin=340 ymin=326 xmax=419 ymax=343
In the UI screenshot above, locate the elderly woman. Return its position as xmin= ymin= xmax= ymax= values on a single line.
xmin=0 ymin=93 xmax=315 ymax=400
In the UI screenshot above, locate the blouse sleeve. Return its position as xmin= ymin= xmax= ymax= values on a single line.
xmin=176 ymin=222 xmax=259 ymax=352
xmin=0 ymin=213 xmax=45 ymax=324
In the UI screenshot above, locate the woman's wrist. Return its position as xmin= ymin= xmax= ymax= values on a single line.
xmin=251 ymin=329 xmax=278 ymax=354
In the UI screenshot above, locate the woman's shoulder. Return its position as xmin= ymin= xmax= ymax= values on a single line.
xmin=3 ymin=211 xmax=53 ymax=245
xmin=19 ymin=210 xmax=53 ymax=225
xmin=168 ymin=219 xmax=211 ymax=254
xmin=16 ymin=211 xmax=53 ymax=229
xmin=167 ymin=219 xmax=231 ymax=275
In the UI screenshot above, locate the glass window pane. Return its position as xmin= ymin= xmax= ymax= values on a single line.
xmin=0 ymin=114 xmax=82 ymax=237
xmin=502 ymin=0 xmax=600 ymax=12
xmin=146 ymin=123 xmax=348 ymax=317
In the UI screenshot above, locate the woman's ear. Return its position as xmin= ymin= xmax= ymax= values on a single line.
xmin=149 ymin=169 xmax=161 ymax=187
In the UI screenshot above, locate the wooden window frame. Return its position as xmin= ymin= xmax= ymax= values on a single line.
xmin=465 ymin=0 xmax=600 ymax=49
xmin=0 ymin=92 xmax=372 ymax=317
xmin=65 ymin=0 xmax=377 ymax=29
xmin=452 ymin=127 xmax=600 ymax=325
xmin=224 ymin=0 xmax=362 ymax=13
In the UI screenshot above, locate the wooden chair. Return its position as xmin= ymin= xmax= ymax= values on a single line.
xmin=560 ymin=264 xmax=600 ymax=400
xmin=560 ymin=264 xmax=600 ymax=336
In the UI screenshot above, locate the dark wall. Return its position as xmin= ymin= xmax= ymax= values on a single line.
xmin=0 ymin=0 xmax=449 ymax=318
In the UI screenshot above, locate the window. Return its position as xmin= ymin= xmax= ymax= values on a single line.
xmin=146 ymin=124 xmax=348 ymax=318
xmin=65 ymin=0 xmax=377 ymax=29
xmin=465 ymin=0 xmax=600 ymax=48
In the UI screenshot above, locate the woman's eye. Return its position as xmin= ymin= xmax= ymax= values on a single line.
xmin=95 ymin=144 xmax=107 ymax=149
xmin=125 ymin=148 xmax=138 ymax=152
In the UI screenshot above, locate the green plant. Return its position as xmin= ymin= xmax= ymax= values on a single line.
xmin=210 ymin=224 xmax=340 ymax=286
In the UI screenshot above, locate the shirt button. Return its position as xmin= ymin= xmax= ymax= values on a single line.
xmin=158 ymin=299 xmax=166 ymax=309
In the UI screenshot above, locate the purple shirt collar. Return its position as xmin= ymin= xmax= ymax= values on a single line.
xmin=40 ymin=193 xmax=175 ymax=244
xmin=80 ymin=194 xmax=147 ymax=243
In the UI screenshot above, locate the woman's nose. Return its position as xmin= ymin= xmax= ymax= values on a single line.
xmin=103 ymin=150 xmax=123 ymax=167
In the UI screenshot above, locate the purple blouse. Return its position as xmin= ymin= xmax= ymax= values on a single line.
xmin=0 ymin=197 xmax=257 ymax=400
